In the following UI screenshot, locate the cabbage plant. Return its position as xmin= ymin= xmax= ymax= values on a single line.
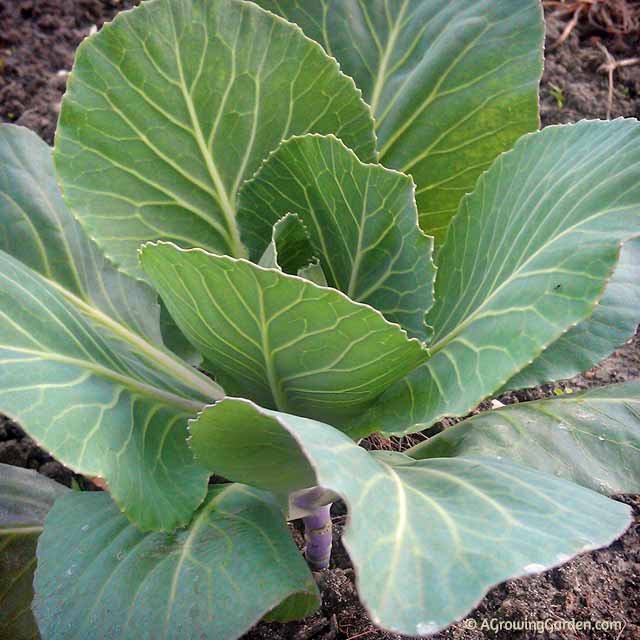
xmin=1 ymin=0 xmax=640 ymax=638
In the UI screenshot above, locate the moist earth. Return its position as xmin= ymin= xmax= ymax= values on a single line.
xmin=1 ymin=2 xmax=639 ymax=638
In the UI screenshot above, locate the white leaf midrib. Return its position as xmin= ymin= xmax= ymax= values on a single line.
xmin=0 ymin=344 xmax=203 ymax=413
xmin=47 ymin=278 xmax=223 ymax=403
xmin=171 ymin=17 xmax=245 ymax=259
xmin=369 ymin=0 xmax=410 ymax=116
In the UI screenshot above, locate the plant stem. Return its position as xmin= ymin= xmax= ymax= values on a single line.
xmin=292 ymin=486 xmax=334 ymax=570
xmin=302 ymin=504 xmax=333 ymax=570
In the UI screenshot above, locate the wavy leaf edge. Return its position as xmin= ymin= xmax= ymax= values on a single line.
xmin=138 ymin=239 xmax=431 ymax=351
xmin=373 ymin=117 xmax=640 ymax=435
xmin=54 ymin=0 xmax=378 ymax=278
xmin=188 ymin=397 xmax=633 ymax=636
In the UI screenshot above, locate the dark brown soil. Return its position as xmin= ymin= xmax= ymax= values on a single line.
xmin=0 ymin=0 xmax=139 ymax=143
xmin=1 ymin=2 xmax=639 ymax=639
xmin=540 ymin=4 xmax=640 ymax=123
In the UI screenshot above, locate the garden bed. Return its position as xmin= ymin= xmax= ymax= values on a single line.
xmin=1 ymin=1 xmax=639 ymax=638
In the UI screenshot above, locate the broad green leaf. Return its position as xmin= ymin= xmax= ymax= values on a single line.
xmin=253 ymin=0 xmax=544 ymax=244
xmin=0 ymin=124 xmax=220 ymax=529
xmin=190 ymin=399 xmax=631 ymax=636
xmin=190 ymin=400 xmax=317 ymax=494
xmin=0 ymin=123 xmax=204 ymax=373
xmin=33 ymin=485 xmax=319 ymax=640
xmin=141 ymin=242 xmax=428 ymax=427
xmin=505 ymin=238 xmax=640 ymax=390
xmin=55 ymin=0 xmax=376 ymax=277
xmin=0 ymin=250 xmax=223 ymax=531
xmin=258 ymin=213 xmax=316 ymax=273
xmin=0 ymin=464 xmax=67 ymax=640
xmin=239 ymin=134 xmax=435 ymax=340
xmin=407 ymin=382 xmax=640 ymax=496
xmin=358 ymin=120 xmax=640 ymax=436
xmin=0 ymin=124 xmax=161 ymax=344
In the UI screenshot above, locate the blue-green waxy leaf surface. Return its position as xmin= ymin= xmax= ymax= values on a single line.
xmin=33 ymin=485 xmax=319 ymax=640
xmin=239 ymin=134 xmax=435 ymax=340
xmin=253 ymin=0 xmax=544 ymax=244
xmin=408 ymin=382 xmax=640 ymax=496
xmin=55 ymin=0 xmax=376 ymax=277
xmin=0 ymin=464 xmax=67 ymax=640
xmin=141 ymin=242 xmax=428 ymax=429
xmin=0 ymin=249 xmax=224 ymax=531
xmin=190 ymin=399 xmax=632 ymax=636
xmin=359 ymin=120 xmax=640 ymax=436
xmin=0 ymin=124 xmax=161 ymax=344
xmin=505 ymin=238 xmax=640 ymax=390
xmin=0 ymin=123 xmax=204 ymax=367
xmin=0 ymin=124 xmax=225 ymax=531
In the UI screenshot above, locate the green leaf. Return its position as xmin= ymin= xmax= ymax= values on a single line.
xmin=55 ymin=0 xmax=376 ymax=277
xmin=0 ymin=123 xmax=204 ymax=370
xmin=141 ymin=242 xmax=428 ymax=429
xmin=252 ymin=0 xmax=544 ymax=245
xmin=0 ymin=464 xmax=67 ymax=640
xmin=407 ymin=382 xmax=640 ymax=496
xmin=33 ymin=485 xmax=319 ymax=640
xmin=0 ymin=249 xmax=223 ymax=531
xmin=258 ymin=213 xmax=317 ymax=274
xmin=297 ymin=261 xmax=327 ymax=286
xmin=0 ymin=123 xmax=222 ymax=530
xmin=159 ymin=301 xmax=203 ymax=367
xmin=190 ymin=399 xmax=631 ymax=636
xmin=505 ymin=238 xmax=640 ymax=390
xmin=239 ymin=134 xmax=435 ymax=340
xmin=0 ymin=124 xmax=161 ymax=344
xmin=264 ymin=214 xmax=328 ymax=284
xmin=190 ymin=400 xmax=317 ymax=494
xmin=358 ymin=120 xmax=640 ymax=436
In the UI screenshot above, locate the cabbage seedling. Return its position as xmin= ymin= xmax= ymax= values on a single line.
xmin=1 ymin=0 xmax=639 ymax=638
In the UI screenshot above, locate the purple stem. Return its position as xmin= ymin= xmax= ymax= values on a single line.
xmin=302 ymin=504 xmax=333 ymax=570
xmin=294 ymin=487 xmax=333 ymax=570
